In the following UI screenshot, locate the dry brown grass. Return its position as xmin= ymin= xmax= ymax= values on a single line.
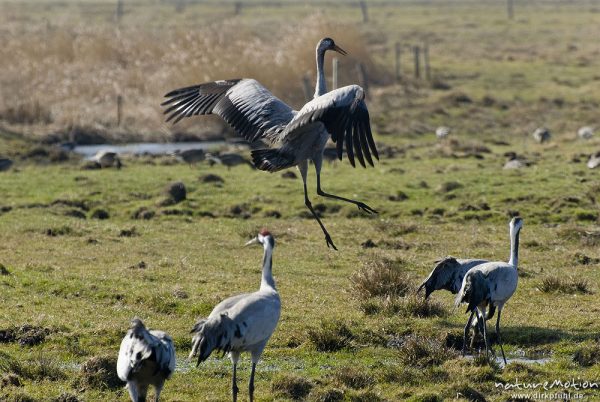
xmin=0 ymin=7 xmax=380 ymax=142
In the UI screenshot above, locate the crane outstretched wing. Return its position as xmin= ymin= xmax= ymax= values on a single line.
xmin=162 ymin=79 xmax=295 ymax=144
xmin=417 ymin=257 xmax=489 ymax=299
xmin=284 ymin=85 xmax=378 ymax=168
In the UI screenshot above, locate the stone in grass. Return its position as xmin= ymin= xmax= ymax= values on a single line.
xmin=79 ymin=355 xmax=122 ymax=390
xmin=160 ymin=181 xmax=186 ymax=206
xmin=90 ymin=209 xmax=109 ymax=220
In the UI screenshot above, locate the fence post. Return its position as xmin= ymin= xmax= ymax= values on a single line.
xmin=356 ymin=63 xmax=369 ymax=99
xmin=395 ymin=42 xmax=401 ymax=82
xmin=359 ymin=1 xmax=368 ymax=23
xmin=302 ymin=75 xmax=312 ymax=102
xmin=332 ymin=58 xmax=339 ymax=90
xmin=507 ymin=0 xmax=514 ymax=19
xmin=413 ymin=46 xmax=420 ymax=79
xmin=117 ymin=95 xmax=123 ymax=127
xmin=424 ymin=43 xmax=431 ymax=81
xmin=116 ymin=0 xmax=123 ymax=23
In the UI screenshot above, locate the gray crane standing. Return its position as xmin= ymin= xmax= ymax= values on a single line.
xmin=189 ymin=229 xmax=280 ymax=402
xmin=455 ymin=217 xmax=523 ymax=364
xmin=162 ymin=38 xmax=379 ymax=250
xmin=116 ymin=318 xmax=176 ymax=402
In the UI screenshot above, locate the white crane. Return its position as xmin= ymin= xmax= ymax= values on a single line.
xmin=162 ymin=37 xmax=379 ymax=250
xmin=189 ymin=229 xmax=281 ymax=402
xmin=455 ymin=217 xmax=523 ymax=364
xmin=116 ymin=318 xmax=176 ymax=402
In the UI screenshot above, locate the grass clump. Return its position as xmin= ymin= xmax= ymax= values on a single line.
xmin=573 ymin=341 xmax=600 ymax=367
xmin=359 ymin=294 xmax=446 ymax=318
xmin=332 ymin=366 xmax=374 ymax=389
xmin=349 ymin=258 xmax=411 ymax=299
xmin=307 ymin=320 xmax=354 ymax=352
xmin=271 ymin=374 xmax=312 ymax=400
xmin=309 ymin=387 xmax=345 ymax=402
xmin=393 ymin=334 xmax=457 ymax=368
xmin=79 ymin=355 xmax=121 ymax=390
xmin=538 ymin=275 xmax=591 ymax=294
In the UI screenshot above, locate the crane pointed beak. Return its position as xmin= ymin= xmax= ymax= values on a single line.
xmin=245 ymin=237 xmax=259 ymax=247
xmin=333 ymin=44 xmax=348 ymax=56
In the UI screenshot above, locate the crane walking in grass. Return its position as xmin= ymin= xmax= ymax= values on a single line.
xmin=189 ymin=229 xmax=280 ymax=402
xmin=117 ymin=318 xmax=176 ymax=402
xmin=162 ymin=38 xmax=379 ymax=250
xmin=455 ymin=217 xmax=523 ymax=364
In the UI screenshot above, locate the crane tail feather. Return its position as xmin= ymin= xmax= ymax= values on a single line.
xmin=251 ymin=149 xmax=295 ymax=172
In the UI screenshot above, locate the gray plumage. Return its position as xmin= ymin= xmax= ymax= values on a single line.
xmin=0 ymin=158 xmax=13 ymax=172
xmin=578 ymin=126 xmax=594 ymax=140
xmin=93 ymin=150 xmax=122 ymax=169
xmin=162 ymin=37 xmax=379 ymax=250
xmin=116 ymin=318 xmax=176 ymax=402
xmin=455 ymin=217 xmax=523 ymax=363
xmin=435 ymin=126 xmax=451 ymax=139
xmin=418 ymin=257 xmax=489 ymax=300
xmin=587 ymin=152 xmax=600 ymax=169
xmin=189 ymin=230 xmax=280 ymax=402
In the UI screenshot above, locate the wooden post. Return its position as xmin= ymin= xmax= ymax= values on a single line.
xmin=413 ymin=46 xmax=420 ymax=79
xmin=394 ymin=42 xmax=401 ymax=82
xmin=332 ymin=58 xmax=339 ymax=90
xmin=356 ymin=63 xmax=369 ymax=99
xmin=116 ymin=0 xmax=124 ymax=23
xmin=302 ymin=75 xmax=312 ymax=102
xmin=117 ymin=95 xmax=123 ymax=127
xmin=234 ymin=2 xmax=242 ymax=15
xmin=507 ymin=0 xmax=514 ymax=19
xmin=359 ymin=1 xmax=368 ymax=23
xmin=424 ymin=43 xmax=431 ymax=81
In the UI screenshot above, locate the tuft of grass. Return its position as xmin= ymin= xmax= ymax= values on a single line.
xmin=332 ymin=366 xmax=374 ymax=390
xmin=393 ymin=334 xmax=457 ymax=368
xmin=79 ymin=355 xmax=122 ymax=390
xmin=538 ymin=275 xmax=592 ymax=294
xmin=447 ymin=383 xmax=487 ymax=402
xmin=573 ymin=341 xmax=600 ymax=367
xmin=359 ymin=294 xmax=446 ymax=318
xmin=309 ymin=387 xmax=345 ymax=402
xmin=271 ymin=374 xmax=313 ymax=400
xmin=307 ymin=320 xmax=354 ymax=352
xmin=349 ymin=258 xmax=411 ymax=299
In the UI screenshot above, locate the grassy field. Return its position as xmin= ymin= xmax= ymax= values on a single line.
xmin=2 ymin=0 xmax=600 ymax=401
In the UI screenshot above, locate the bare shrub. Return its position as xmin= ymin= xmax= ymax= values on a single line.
xmin=349 ymin=258 xmax=411 ymax=299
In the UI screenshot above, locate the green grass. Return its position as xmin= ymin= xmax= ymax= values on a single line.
xmin=2 ymin=0 xmax=600 ymax=401
xmin=1 ymin=134 xmax=600 ymax=400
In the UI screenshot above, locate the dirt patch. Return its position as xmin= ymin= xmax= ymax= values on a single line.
xmin=131 ymin=207 xmax=155 ymax=220
xmin=199 ymin=173 xmax=224 ymax=184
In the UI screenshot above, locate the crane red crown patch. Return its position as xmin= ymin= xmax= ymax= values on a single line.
xmin=259 ymin=228 xmax=271 ymax=237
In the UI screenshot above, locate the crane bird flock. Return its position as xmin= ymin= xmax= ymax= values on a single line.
xmin=106 ymin=37 xmax=532 ymax=402
xmin=162 ymin=37 xmax=379 ymax=250
xmin=189 ymin=229 xmax=280 ymax=402
xmin=117 ymin=318 xmax=176 ymax=402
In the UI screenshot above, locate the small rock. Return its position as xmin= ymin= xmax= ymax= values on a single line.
xmin=90 ymin=209 xmax=109 ymax=220
xmin=281 ymin=171 xmax=297 ymax=179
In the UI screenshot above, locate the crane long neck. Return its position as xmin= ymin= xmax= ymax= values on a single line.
xmin=314 ymin=49 xmax=327 ymax=98
xmin=509 ymin=227 xmax=520 ymax=268
xmin=260 ymin=242 xmax=276 ymax=291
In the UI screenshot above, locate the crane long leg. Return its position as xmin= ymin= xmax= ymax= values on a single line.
xmin=462 ymin=310 xmax=475 ymax=357
xmin=314 ymin=159 xmax=377 ymax=214
xmin=496 ymin=308 xmax=507 ymax=364
xmin=153 ymin=382 xmax=163 ymax=402
xmin=478 ymin=307 xmax=491 ymax=361
xmin=249 ymin=363 xmax=256 ymax=402
xmin=298 ymin=161 xmax=337 ymax=250
xmin=232 ymin=363 xmax=239 ymax=402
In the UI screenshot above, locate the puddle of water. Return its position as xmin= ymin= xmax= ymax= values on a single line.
xmin=465 ymin=350 xmax=552 ymax=368
xmin=72 ymin=141 xmax=228 ymax=158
